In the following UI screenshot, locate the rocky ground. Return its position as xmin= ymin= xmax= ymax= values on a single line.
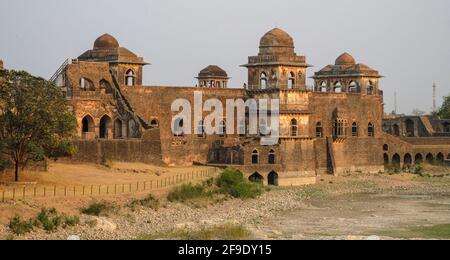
xmin=1 ymin=169 xmax=450 ymax=240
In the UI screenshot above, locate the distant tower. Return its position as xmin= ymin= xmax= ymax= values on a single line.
xmin=394 ymin=91 xmax=398 ymax=114
xmin=196 ymin=65 xmax=229 ymax=88
xmin=433 ymin=83 xmax=437 ymax=113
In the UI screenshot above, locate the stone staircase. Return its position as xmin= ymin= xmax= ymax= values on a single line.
xmin=326 ymin=137 xmax=337 ymax=175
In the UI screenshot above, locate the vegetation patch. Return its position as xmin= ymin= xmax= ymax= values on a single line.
xmin=8 ymin=216 xmax=34 ymax=235
xmin=128 ymin=194 xmax=160 ymax=211
xmin=138 ymin=224 xmax=251 ymax=240
xmin=81 ymin=201 xmax=116 ymax=216
xmin=376 ymin=224 xmax=450 ymax=239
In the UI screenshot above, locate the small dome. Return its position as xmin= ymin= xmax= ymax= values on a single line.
xmin=94 ymin=34 xmax=119 ymax=50
xmin=198 ymin=65 xmax=228 ymax=78
xmin=259 ymin=28 xmax=295 ymax=55
xmin=335 ymin=52 xmax=356 ymax=66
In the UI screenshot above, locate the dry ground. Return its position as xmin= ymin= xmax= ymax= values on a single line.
xmin=1 ymin=163 xmax=450 ymax=240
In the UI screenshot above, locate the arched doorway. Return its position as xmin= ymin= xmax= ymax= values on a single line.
xmin=415 ymin=154 xmax=423 ymax=165
xmin=268 ymin=171 xmax=279 ymax=186
xmin=99 ymin=115 xmax=112 ymax=139
xmin=81 ymin=115 xmax=95 ymax=139
xmin=392 ymin=154 xmax=401 ymax=169
xmin=426 ymin=153 xmax=434 ymax=164
xmin=249 ymin=172 xmax=264 ymax=184
xmin=404 ymin=154 xmax=412 ymax=167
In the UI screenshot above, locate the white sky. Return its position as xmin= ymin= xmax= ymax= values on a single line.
xmin=0 ymin=0 xmax=449 ymax=114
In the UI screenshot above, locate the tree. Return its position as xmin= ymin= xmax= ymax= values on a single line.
xmin=437 ymin=94 xmax=450 ymax=119
xmin=0 ymin=70 xmax=77 ymax=182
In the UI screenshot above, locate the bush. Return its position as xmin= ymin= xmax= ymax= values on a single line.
xmin=81 ymin=202 xmax=116 ymax=216
xmin=34 ymin=208 xmax=80 ymax=232
xmin=415 ymin=163 xmax=423 ymax=175
xmin=217 ymin=168 xmax=245 ymax=192
xmin=167 ymin=183 xmax=209 ymax=202
xmin=128 ymin=194 xmax=160 ymax=211
xmin=8 ymin=216 xmax=33 ymax=235
xmin=229 ymin=182 xmax=264 ymax=199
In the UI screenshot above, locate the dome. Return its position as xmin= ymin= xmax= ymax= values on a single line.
xmin=259 ymin=28 xmax=295 ymax=56
xmin=198 ymin=65 xmax=228 ymax=78
xmin=335 ymin=52 xmax=356 ymax=66
xmin=93 ymin=34 xmax=119 ymax=50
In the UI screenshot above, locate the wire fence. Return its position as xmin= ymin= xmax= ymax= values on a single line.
xmin=0 ymin=168 xmax=218 ymax=202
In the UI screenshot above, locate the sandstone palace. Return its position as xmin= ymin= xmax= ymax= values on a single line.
xmin=46 ymin=28 xmax=450 ymax=186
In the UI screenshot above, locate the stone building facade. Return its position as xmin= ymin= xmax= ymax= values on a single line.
xmin=49 ymin=28 xmax=450 ymax=186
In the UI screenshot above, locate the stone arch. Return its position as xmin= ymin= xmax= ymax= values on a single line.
xmin=80 ymin=77 xmax=95 ymax=91
xmin=384 ymin=153 xmax=389 ymax=165
xmin=260 ymin=72 xmax=268 ymax=89
xmin=320 ymin=81 xmax=327 ymax=92
xmin=436 ymin=153 xmax=444 ymax=165
xmin=268 ymin=171 xmax=279 ymax=186
xmin=426 ymin=153 xmax=434 ymax=164
xmin=249 ymin=172 xmax=264 ymax=184
xmin=100 ymin=79 xmax=113 ymax=94
xmin=125 ymin=69 xmax=135 ymax=86
xmin=392 ymin=154 xmax=401 ymax=169
xmin=99 ymin=115 xmax=112 ymax=139
xmin=415 ymin=153 xmax=423 ymax=164
xmin=288 ymin=72 xmax=295 ymax=89
xmin=404 ymin=153 xmax=412 ymax=167
xmin=367 ymin=80 xmax=374 ymax=95
xmin=383 ymin=144 xmax=389 ymax=151
xmin=114 ymin=118 xmax=123 ymax=139
xmin=268 ymin=150 xmax=276 ymax=164
xmin=81 ymin=115 xmax=95 ymax=133
xmin=334 ymin=81 xmax=342 ymax=93
xmin=252 ymin=150 xmax=259 ymax=164
xmin=349 ymin=81 xmax=359 ymax=93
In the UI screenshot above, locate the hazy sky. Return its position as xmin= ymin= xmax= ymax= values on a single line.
xmin=1 ymin=0 xmax=449 ymax=114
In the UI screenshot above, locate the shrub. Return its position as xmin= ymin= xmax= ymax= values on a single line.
xmin=128 ymin=194 xmax=160 ymax=211
xmin=415 ymin=163 xmax=423 ymax=175
xmin=8 ymin=216 xmax=33 ymax=235
xmin=229 ymin=182 xmax=264 ymax=199
xmin=217 ymin=168 xmax=245 ymax=192
xmin=34 ymin=208 xmax=80 ymax=232
xmin=167 ymin=183 xmax=209 ymax=202
xmin=81 ymin=202 xmax=115 ymax=216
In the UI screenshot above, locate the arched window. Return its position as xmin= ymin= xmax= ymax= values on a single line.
xmin=125 ymin=69 xmax=135 ymax=86
xmin=173 ymin=118 xmax=184 ymax=137
xmin=288 ymin=72 xmax=295 ymax=89
xmin=219 ymin=120 xmax=226 ymax=137
xmin=150 ymin=119 xmax=159 ymax=128
xmin=100 ymin=79 xmax=113 ymax=94
xmin=268 ymin=150 xmax=276 ymax=164
xmin=352 ymin=122 xmax=358 ymax=137
xmin=290 ymin=119 xmax=298 ymax=137
xmin=368 ymin=122 xmax=375 ymax=137
xmin=333 ymin=119 xmax=347 ymax=137
xmin=334 ymin=81 xmax=342 ymax=93
xmin=82 ymin=115 xmax=94 ymax=133
xmin=99 ymin=115 xmax=112 ymax=139
xmin=114 ymin=118 xmax=123 ymax=139
xmin=426 ymin=153 xmax=434 ymax=164
xmin=383 ymin=144 xmax=389 ymax=151
xmin=80 ymin=77 xmax=95 ymax=91
xmin=260 ymin=72 xmax=268 ymax=89
xmin=367 ymin=81 xmax=374 ymax=95
xmin=252 ymin=150 xmax=259 ymax=164
xmin=415 ymin=154 xmax=423 ymax=164
xmin=392 ymin=154 xmax=401 ymax=169
xmin=437 ymin=153 xmax=444 ymax=165
xmin=320 ymin=81 xmax=327 ymax=92
xmin=349 ymin=81 xmax=358 ymax=93
xmin=316 ymin=122 xmax=323 ymax=137
xmin=404 ymin=154 xmax=412 ymax=167
xmin=197 ymin=120 xmax=205 ymax=137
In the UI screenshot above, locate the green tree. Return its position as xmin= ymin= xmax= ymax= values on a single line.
xmin=0 ymin=70 xmax=77 ymax=182
xmin=437 ymin=94 xmax=450 ymax=119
